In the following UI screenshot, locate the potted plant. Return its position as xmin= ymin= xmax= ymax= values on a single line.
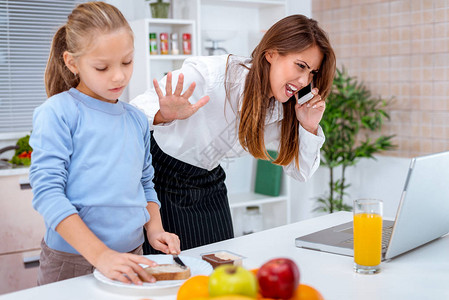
xmin=146 ymin=0 xmax=170 ymax=19
xmin=315 ymin=67 xmax=396 ymax=213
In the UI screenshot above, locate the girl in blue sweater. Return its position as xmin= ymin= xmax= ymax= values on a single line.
xmin=29 ymin=2 xmax=180 ymax=286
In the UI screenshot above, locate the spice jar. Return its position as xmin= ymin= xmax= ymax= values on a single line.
xmin=149 ymin=32 xmax=158 ymax=55
xmin=170 ymin=33 xmax=179 ymax=55
xmin=160 ymin=32 xmax=169 ymax=55
xmin=182 ymin=33 xmax=192 ymax=55
xmin=242 ymin=206 xmax=263 ymax=235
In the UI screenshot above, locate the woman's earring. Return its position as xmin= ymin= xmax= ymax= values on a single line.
xmin=74 ymin=72 xmax=77 ymax=77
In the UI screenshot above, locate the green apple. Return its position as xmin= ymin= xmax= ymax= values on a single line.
xmin=208 ymin=265 xmax=258 ymax=297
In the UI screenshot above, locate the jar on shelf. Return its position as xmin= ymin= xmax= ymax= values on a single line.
xmin=160 ymin=32 xmax=169 ymax=55
xmin=242 ymin=206 xmax=263 ymax=235
xmin=182 ymin=33 xmax=192 ymax=55
xmin=170 ymin=33 xmax=179 ymax=55
xmin=149 ymin=32 xmax=158 ymax=55
xmin=149 ymin=0 xmax=170 ymax=19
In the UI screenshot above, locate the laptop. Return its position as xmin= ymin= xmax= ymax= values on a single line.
xmin=295 ymin=151 xmax=449 ymax=260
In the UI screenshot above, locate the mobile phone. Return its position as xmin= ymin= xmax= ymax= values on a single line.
xmin=296 ymin=83 xmax=314 ymax=105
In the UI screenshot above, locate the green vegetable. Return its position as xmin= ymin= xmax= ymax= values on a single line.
xmin=9 ymin=134 xmax=33 ymax=166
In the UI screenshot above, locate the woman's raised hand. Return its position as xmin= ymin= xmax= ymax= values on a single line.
xmin=153 ymin=72 xmax=210 ymax=124
xmin=295 ymin=88 xmax=325 ymax=135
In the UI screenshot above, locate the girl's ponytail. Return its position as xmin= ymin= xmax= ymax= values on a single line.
xmin=44 ymin=25 xmax=79 ymax=97
xmin=44 ymin=2 xmax=131 ymax=98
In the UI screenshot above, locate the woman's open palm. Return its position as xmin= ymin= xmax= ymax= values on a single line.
xmin=153 ymin=72 xmax=210 ymax=123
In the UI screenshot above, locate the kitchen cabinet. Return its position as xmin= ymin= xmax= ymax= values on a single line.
xmin=127 ymin=0 xmax=288 ymax=236
xmin=0 ymin=170 xmax=45 ymax=294
xmin=223 ymin=155 xmax=291 ymax=237
xmin=199 ymin=0 xmax=287 ymax=57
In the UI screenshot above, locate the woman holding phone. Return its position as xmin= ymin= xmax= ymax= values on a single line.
xmin=131 ymin=14 xmax=336 ymax=253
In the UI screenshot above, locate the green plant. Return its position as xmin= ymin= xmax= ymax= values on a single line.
xmin=9 ymin=134 xmax=32 ymax=166
xmin=146 ymin=0 xmax=170 ymax=18
xmin=315 ymin=67 xmax=396 ymax=213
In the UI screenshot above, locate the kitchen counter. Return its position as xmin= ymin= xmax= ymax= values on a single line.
xmin=0 ymin=166 xmax=29 ymax=177
xmin=1 ymin=212 xmax=448 ymax=300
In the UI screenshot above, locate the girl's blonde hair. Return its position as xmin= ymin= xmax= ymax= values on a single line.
xmin=45 ymin=1 xmax=132 ymax=97
xmin=237 ymin=15 xmax=336 ymax=168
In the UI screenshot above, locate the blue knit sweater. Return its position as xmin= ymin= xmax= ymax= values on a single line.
xmin=29 ymin=88 xmax=159 ymax=254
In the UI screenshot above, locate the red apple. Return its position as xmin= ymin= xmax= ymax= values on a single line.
xmin=257 ymin=257 xmax=300 ymax=299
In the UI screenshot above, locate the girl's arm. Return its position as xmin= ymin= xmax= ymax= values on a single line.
xmin=144 ymin=202 xmax=181 ymax=254
xmin=55 ymin=214 xmax=158 ymax=284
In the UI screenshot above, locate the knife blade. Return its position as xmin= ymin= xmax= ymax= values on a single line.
xmin=173 ymin=254 xmax=187 ymax=269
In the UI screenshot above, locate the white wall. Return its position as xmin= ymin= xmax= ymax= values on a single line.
xmin=106 ymin=0 xmax=148 ymax=20
xmin=287 ymin=0 xmax=312 ymax=17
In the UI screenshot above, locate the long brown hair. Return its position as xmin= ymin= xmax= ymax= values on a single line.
xmin=44 ymin=1 xmax=132 ymax=97
xmin=238 ymin=15 xmax=336 ymax=168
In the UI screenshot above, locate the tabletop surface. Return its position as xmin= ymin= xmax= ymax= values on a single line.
xmin=1 ymin=212 xmax=448 ymax=300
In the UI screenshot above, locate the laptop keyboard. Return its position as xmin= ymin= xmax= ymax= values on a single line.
xmin=343 ymin=225 xmax=394 ymax=249
xmin=382 ymin=225 xmax=393 ymax=249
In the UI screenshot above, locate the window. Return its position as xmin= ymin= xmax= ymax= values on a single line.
xmin=0 ymin=0 xmax=86 ymax=137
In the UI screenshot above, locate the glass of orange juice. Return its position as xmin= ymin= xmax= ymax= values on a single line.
xmin=353 ymin=198 xmax=383 ymax=274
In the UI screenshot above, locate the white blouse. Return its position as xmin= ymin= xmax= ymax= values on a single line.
xmin=130 ymin=55 xmax=325 ymax=181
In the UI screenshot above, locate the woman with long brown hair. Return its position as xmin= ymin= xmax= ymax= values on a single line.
xmin=131 ymin=14 xmax=336 ymax=253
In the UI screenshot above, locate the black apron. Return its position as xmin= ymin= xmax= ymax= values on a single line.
xmin=143 ymin=135 xmax=234 ymax=254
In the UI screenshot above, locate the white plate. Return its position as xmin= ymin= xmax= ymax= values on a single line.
xmin=93 ymin=254 xmax=212 ymax=290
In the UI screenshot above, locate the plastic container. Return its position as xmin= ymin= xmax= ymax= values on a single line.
xmin=242 ymin=206 xmax=263 ymax=235
xmin=170 ymin=33 xmax=179 ymax=55
xmin=160 ymin=32 xmax=169 ymax=55
xmin=201 ymin=250 xmax=244 ymax=269
xmin=182 ymin=33 xmax=192 ymax=55
xmin=149 ymin=32 xmax=158 ymax=55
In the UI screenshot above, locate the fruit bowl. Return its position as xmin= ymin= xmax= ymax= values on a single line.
xmin=177 ymin=256 xmax=324 ymax=300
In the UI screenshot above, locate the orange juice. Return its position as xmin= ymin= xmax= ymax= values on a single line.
xmin=353 ymin=213 xmax=382 ymax=266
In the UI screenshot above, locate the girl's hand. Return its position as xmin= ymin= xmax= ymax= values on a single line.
xmin=147 ymin=230 xmax=181 ymax=255
xmin=295 ymin=88 xmax=325 ymax=135
xmin=154 ymin=72 xmax=210 ymax=124
xmin=95 ymin=248 xmax=158 ymax=285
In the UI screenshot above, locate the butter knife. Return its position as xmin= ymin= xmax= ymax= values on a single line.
xmin=173 ymin=254 xmax=187 ymax=269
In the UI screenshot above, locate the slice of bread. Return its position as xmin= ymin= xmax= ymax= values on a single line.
xmin=140 ymin=264 xmax=191 ymax=281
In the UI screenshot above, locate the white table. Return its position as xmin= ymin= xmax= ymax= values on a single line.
xmin=1 ymin=212 xmax=448 ymax=300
